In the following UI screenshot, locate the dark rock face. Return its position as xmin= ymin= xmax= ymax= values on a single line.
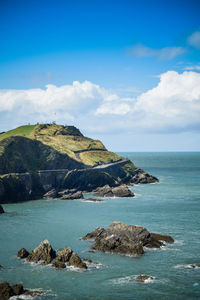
xmin=0 ymin=204 xmax=4 ymax=214
xmin=135 ymin=275 xmax=153 ymax=282
xmin=150 ymin=233 xmax=174 ymax=244
xmin=52 ymin=260 xmax=66 ymax=269
xmin=130 ymin=168 xmax=158 ymax=184
xmin=17 ymin=248 xmax=29 ymax=259
xmin=94 ymin=184 xmax=134 ymax=198
xmin=26 ymin=240 xmax=56 ymax=264
xmin=68 ymin=252 xmax=87 ymax=269
xmin=82 ymin=222 xmax=174 ymax=256
xmin=0 ymin=281 xmax=44 ymax=300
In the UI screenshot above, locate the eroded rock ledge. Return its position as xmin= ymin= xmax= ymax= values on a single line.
xmin=17 ymin=240 xmax=87 ymax=269
xmin=82 ymin=222 xmax=174 ymax=255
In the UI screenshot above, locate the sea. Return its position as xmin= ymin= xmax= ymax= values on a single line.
xmin=0 ymin=152 xmax=200 ymax=300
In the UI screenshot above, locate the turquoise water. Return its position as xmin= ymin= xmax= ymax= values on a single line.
xmin=0 ymin=152 xmax=200 ymax=300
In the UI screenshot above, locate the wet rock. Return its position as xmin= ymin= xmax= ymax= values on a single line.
xmin=23 ymin=289 xmax=45 ymax=297
xmin=52 ymin=260 xmax=66 ymax=269
xmin=68 ymin=253 xmax=87 ymax=269
xmin=43 ymin=188 xmax=58 ymax=199
xmin=0 ymin=205 xmax=4 ymax=214
xmin=150 ymin=233 xmax=174 ymax=244
xmin=0 ymin=281 xmax=14 ymax=299
xmin=82 ymin=222 xmax=174 ymax=256
xmin=11 ymin=284 xmax=24 ymax=295
xmin=131 ymin=168 xmax=158 ymax=184
xmin=186 ymin=264 xmax=200 ymax=269
xmin=85 ymin=198 xmax=104 ymax=202
xmin=83 ymin=258 xmax=98 ymax=265
xmin=94 ymin=184 xmax=134 ymax=198
xmin=17 ymin=248 xmax=29 ymax=259
xmin=135 ymin=275 xmax=153 ymax=282
xmin=26 ymin=240 xmax=56 ymax=264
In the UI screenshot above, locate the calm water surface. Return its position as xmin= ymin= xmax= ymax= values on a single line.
xmin=0 ymin=152 xmax=200 ymax=299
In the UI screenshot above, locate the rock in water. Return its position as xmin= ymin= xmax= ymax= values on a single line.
xmin=17 ymin=248 xmax=29 ymax=259
xmin=68 ymin=252 xmax=87 ymax=269
xmin=131 ymin=168 xmax=158 ymax=184
xmin=82 ymin=221 xmax=174 ymax=256
xmin=26 ymin=240 xmax=56 ymax=264
xmin=135 ymin=275 xmax=153 ymax=282
xmin=52 ymin=260 xmax=66 ymax=269
xmin=0 ymin=281 xmax=43 ymax=300
xmin=0 ymin=205 xmax=4 ymax=214
xmin=94 ymin=185 xmax=134 ymax=198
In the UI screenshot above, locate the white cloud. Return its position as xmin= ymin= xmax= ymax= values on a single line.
xmin=129 ymin=44 xmax=186 ymax=60
xmin=1 ymin=71 xmax=200 ymax=134
xmin=187 ymin=31 xmax=200 ymax=49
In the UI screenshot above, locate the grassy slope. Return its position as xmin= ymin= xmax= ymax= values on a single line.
xmin=0 ymin=124 xmax=121 ymax=167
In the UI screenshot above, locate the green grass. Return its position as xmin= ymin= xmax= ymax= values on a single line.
xmin=0 ymin=125 xmax=36 ymax=141
xmin=79 ymin=150 xmax=121 ymax=166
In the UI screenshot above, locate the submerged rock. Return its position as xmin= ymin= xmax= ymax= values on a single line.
xmin=17 ymin=248 xmax=29 ymax=259
xmin=0 ymin=204 xmax=4 ymax=214
xmin=94 ymin=184 xmax=134 ymax=198
xmin=26 ymin=240 xmax=56 ymax=264
xmin=135 ymin=275 xmax=153 ymax=282
xmin=82 ymin=221 xmax=174 ymax=256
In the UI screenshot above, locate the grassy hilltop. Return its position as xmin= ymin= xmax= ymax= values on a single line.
xmin=0 ymin=124 xmax=122 ymax=174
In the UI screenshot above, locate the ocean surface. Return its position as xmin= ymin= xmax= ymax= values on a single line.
xmin=0 ymin=152 xmax=200 ymax=300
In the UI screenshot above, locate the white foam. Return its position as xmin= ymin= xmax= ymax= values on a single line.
xmin=109 ymin=275 xmax=155 ymax=285
xmin=65 ymin=265 xmax=87 ymax=272
xmin=174 ymin=263 xmax=200 ymax=270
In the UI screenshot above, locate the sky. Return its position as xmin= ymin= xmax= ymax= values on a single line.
xmin=0 ymin=0 xmax=200 ymax=151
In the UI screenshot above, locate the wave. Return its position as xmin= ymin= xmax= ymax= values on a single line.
xmin=108 ymin=275 xmax=156 ymax=285
xmin=174 ymin=263 xmax=200 ymax=270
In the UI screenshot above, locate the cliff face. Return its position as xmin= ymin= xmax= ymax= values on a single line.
xmin=0 ymin=123 xmax=158 ymax=203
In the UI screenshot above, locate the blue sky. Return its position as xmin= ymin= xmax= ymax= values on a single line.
xmin=0 ymin=0 xmax=200 ymax=151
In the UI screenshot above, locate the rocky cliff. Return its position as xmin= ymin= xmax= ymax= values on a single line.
xmin=0 ymin=124 xmax=158 ymax=203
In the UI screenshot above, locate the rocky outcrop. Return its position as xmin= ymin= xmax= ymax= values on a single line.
xmin=26 ymin=240 xmax=56 ymax=264
xmin=85 ymin=198 xmax=104 ymax=202
xmin=94 ymin=184 xmax=134 ymax=198
xmin=130 ymin=168 xmax=158 ymax=184
xmin=0 ymin=281 xmax=44 ymax=300
xmin=0 ymin=204 xmax=4 ymax=214
xmin=43 ymin=188 xmax=58 ymax=198
xmin=18 ymin=241 xmax=87 ymax=269
xmin=82 ymin=222 xmax=174 ymax=255
xmin=17 ymin=248 xmax=29 ymax=259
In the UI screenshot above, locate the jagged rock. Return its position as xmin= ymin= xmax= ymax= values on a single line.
xmin=56 ymin=247 xmax=73 ymax=262
xmin=0 ymin=205 xmax=4 ymax=214
xmin=43 ymin=189 xmax=58 ymax=199
xmin=17 ymin=248 xmax=29 ymax=259
xmin=94 ymin=184 xmax=134 ymax=198
xmin=131 ymin=168 xmax=158 ymax=184
xmin=135 ymin=275 xmax=153 ymax=282
xmin=58 ymin=189 xmax=83 ymax=200
xmin=82 ymin=222 xmax=174 ymax=256
xmin=83 ymin=258 xmax=98 ymax=265
xmin=52 ymin=260 xmax=66 ymax=269
xmin=68 ymin=252 xmax=87 ymax=269
xmin=26 ymin=240 xmax=56 ymax=264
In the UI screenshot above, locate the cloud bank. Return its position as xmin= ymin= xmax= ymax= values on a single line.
xmin=0 ymin=71 xmax=200 ymax=134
